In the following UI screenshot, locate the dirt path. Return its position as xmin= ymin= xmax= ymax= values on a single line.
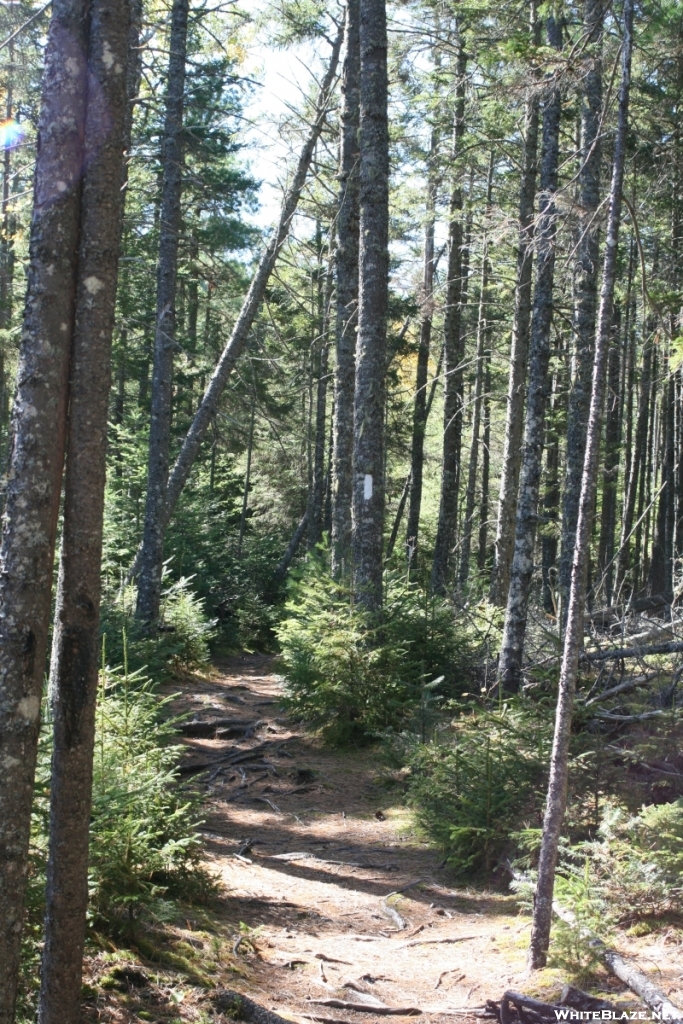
xmin=180 ymin=654 xmax=532 ymax=1022
xmin=85 ymin=655 xmax=683 ymax=1023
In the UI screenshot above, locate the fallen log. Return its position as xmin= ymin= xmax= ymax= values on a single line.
xmin=552 ymin=903 xmax=683 ymax=1021
xmin=583 ymin=640 xmax=683 ymax=663
xmin=487 ymin=988 xmax=619 ymax=1024
xmin=511 ymin=869 xmax=683 ymax=1020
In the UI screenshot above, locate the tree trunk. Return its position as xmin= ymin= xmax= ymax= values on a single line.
xmin=386 ymin=344 xmax=443 ymax=561
xmin=351 ymin=0 xmax=389 ymax=611
xmin=0 ymin=2 xmax=89 ymax=1016
xmin=489 ymin=2 xmax=541 ymax=606
xmin=614 ymin=333 xmax=652 ymax=599
xmin=459 ymin=151 xmax=494 ymax=589
xmin=528 ymin=0 xmax=633 ymax=967
xmin=120 ymin=27 xmax=344 ymax=595
xmin=557 ymin=0 xmax=604 ymax=628
xmin=597 ymin=307 xmax=622 ymax=605
xmin=308 ymin=236 xmax=333 ymax=550
xmin=237 ymin=396 xmax=256 ymax=559
xmin=272 ymin=511 xmax=309 ymax=590
xmin=477 ymin=354 xmax=491 ymax=574
xmin=38 ymin=1 xmax=133 ymax=1020
xmin=331 ymin=0 xmax=360 ymax=576
xmin=431 ymin=36 xmax=467 ymax=595
xmin=0 ymin=37 xmax=14 ymax=450
xmin=135 ymin=0 xmax=189 ymax=624
xmin=406 ymin=132 xmax=437 ymax=572
xmin=496 ymin=15 xmax=563 ymax=693
xmin=648 ymin=365 xmax=675 ymax=600
xmin=541 ymin=354 xmax=562 ymax=615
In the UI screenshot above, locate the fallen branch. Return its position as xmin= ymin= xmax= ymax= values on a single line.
xmin=399 ymin=935 xmax=477 ymax=949
xmin=307 ymin=999 xmax=422 ymax=1015
xmin=551 ymin=903 xmax=683 ymax=1021
xmin=512 ymin=867 xmax=683 ymax=1019
xmin=583 ymin=674 xmax=656 ymax=706
xmin=583 ymin=640 xmax=683 ymax=663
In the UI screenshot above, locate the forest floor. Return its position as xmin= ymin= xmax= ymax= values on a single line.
xmin=83 ymin=655 xmax=683 ymax=1024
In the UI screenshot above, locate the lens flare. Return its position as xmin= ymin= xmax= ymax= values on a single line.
xmin=0 ymin=119 xmax=23 ymax=150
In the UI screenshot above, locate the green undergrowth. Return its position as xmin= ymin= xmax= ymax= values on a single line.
xmin=18 ymin=637 xmax=217 ymax=1022
xmin=276 ymin=556 xmax=478 ymax=744
xmin=101 ymin=574 xmax=216 ymax=674
xmin=399 ymin=698 xmax=553 ymax=874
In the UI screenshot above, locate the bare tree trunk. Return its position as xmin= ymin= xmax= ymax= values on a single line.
xmin=386 ymin=344 xmax=443 ymax=561
xmin=272 ymin=511 xmax=309 ymax=590
xmin=615 ymin=333 xmax=652 ymax=598
xmin=489 ymin=2 xmax=540 ymax=606
xmin=135 ymin=0 xmax=189 ymax=624
xmin=459 ymin=152 xmax=494 ymax=588
xmin=331 ymin=0 xmax=360 ymax=576
xmin=351 ymin=0 xmax=389 ymax=611
xmin=557 ymin=0 xmax=604 ymax=628
xmin=308 ymin=237 xmax=333 ymax=550
xmin=648 ymin=364 xmax=675 ymax=600
xmin=237 ymin=396 xmax=256 ymax=559
xmin=528 ymin=0 xmax=633 ymax=966
xmin=38 ymin=1 xmax=133 ymax=1020
xmin=431 ymin=36 xmax=467 ymax=595
xmin=0 ymin=37 xmax=14 ymax=450
xmin=406 ymin=132 xmax=437 ymax=572
xmin=477 ymin=353 xmax=491 ymax=574
xmin=541 ymin=357 xmax=562 ymax=615
xmin=496 ymin=15 xmax=563 ymax=693
xmin=0 ymin=1 xmax=89 ymax=1016
xmin=597 ymin=308 xmax=622 ymax=605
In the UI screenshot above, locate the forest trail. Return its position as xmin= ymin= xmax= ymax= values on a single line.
xmin=160 ymin=653 xmax=670 ymax=1024
xmin=178 ymin=653 xmax=531 ymax=1021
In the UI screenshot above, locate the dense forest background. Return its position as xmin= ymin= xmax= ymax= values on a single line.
xmin=2 ymin=0 xmax=683 ymax=1020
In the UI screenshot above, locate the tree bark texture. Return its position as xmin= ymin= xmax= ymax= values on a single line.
xmin=557 ymin=0 xmax=603 ymax=628
xmin=496 ymin=16 xmax=563 ymax=693
xmin=477 ymin=354 xmax=492 ymax=573
xmin=489 ymin=3 xmax=540 ymax=606
xmin=38 ymin=0 xmax=132 ymax=1020
xmin=596 ymin=309 xmax=622 ymax=605
xmin=541 ymin=359 xmax=562 ymax=614
xmin=0 ymin=2 xmax=89 ymax=1016
xmin=648 ymin=365 xmax=675 ymax=600
xmin=528 ymin=0 xmax=633 ymax=967
xmin=135 ymin=0 xmax=189 ymax=624
xmin=406 ymin=133 xmax=437 ymax=572
xmin=615 ymin=334 xmax=652 ymax=599
xmin=331 ymin=0 xmax=360 ymax=576
xmin=351 ymin=0 xmax=389 ymax=611
xmin=308 ymin=242 xmax=333 ymax=550
xmin=459 ymin=152 xmax=493 ymax=588
xmin=431 ymin=38 xmax=467 ymax=595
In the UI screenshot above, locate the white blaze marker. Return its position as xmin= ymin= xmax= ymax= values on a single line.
xmin=364 ymin=474 xmax=373 ymax=500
